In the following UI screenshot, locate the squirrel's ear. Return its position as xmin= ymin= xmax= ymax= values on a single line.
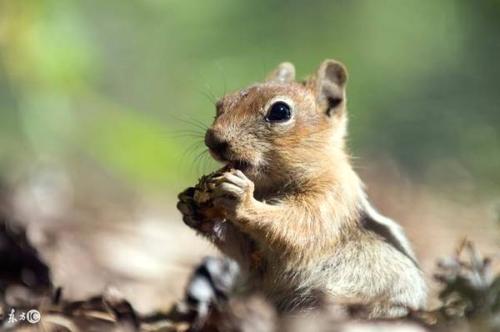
xmin=266 ymin=62 xmax=296 ymax=83
xmin=315 ymin=59 xmax=348 ymax=116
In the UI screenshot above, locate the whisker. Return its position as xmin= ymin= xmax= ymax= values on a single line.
xmin=161 ymin=127 xmax=205 ymax=139
xmin=195 ymin=86 xmax=217 ymax=105
xmin=189 ymin=118 xmax=210 ymax=131
xmin=200 ymin=151 xmax=213 ymax=174
xmin=182 ymin=140 xmax=204 ymax=161
xmin=170 ymin=128 xmax=204 ymax=134
xmin=166 ymin=114 xmax=208 ymax=132
xmin=180 ymin=145 xmax=205 ymax=177
xmin=169 ymin=132 xmax=205 ymax=139
xmin=192 ymin=149 xmax=208 ymax=176
xmin=196 ymin=69 xmax=219 ymax=104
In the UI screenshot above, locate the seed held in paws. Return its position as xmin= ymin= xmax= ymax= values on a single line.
xmin=192 ymin=166 xmax=232 ymax=220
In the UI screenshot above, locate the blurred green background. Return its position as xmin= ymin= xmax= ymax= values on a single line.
xmin=0 ymin=0 xmax=499 ymax=196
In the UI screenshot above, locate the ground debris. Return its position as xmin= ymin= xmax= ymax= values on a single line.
xmin=0 ymin=211 xmax=498 ymax=331
xmin=431 ymin=239 xmax=500 ymax=331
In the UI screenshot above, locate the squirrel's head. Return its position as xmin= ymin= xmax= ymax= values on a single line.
xmin=205 ymin=59 xmax=349 ymax=186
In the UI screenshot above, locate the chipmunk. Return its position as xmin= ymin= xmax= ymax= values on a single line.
xmin=177 ymin=59 xmax=426 ymax=318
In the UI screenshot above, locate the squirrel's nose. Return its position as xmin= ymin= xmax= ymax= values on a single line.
xmin=205 ymin=129 xmax=229 ymax=156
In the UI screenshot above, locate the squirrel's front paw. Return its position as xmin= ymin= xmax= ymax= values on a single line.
xmin=177 ymin=187 xmax=202 ymax=228
xmin=210 ymin=169 xmax=255 ymax=220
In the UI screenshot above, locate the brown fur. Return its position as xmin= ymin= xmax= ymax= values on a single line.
xmin=178 ymin=60 xmax=426 ymax=317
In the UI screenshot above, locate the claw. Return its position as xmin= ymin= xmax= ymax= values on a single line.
xmin=178 ymin=187 xmax=196 ymax=201
xmin=177 ymin=201 xmax=195 ymax=216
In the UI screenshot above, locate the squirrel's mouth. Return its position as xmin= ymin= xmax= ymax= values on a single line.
xmin=207 ymin=148 xmax=253 ymax=172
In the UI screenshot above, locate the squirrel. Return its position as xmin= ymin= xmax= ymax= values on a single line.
xmin=177 ymin=59 xmax=426 ymax=318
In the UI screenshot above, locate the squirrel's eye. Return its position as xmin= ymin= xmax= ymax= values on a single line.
xmin=265 ymin=101 xmax=292 ymax=122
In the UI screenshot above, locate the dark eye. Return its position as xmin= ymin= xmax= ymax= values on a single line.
xmin=265 ymin=101 xmax=292 ymax=122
